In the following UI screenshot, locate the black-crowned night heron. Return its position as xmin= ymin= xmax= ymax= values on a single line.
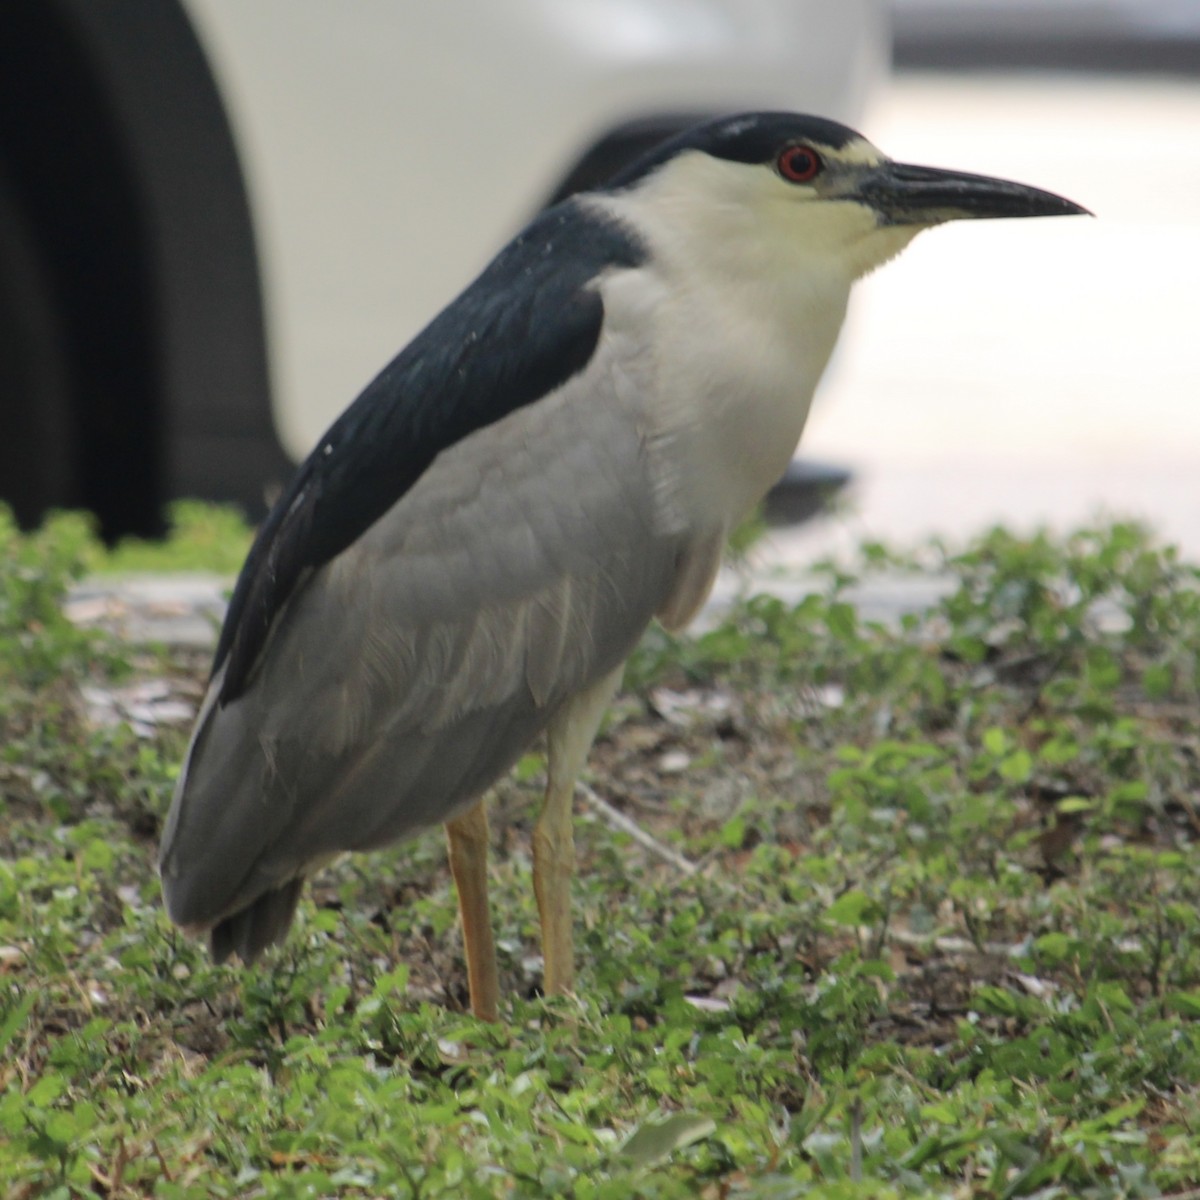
xmin=159 ymin=112 xmax=1087 ymax=1020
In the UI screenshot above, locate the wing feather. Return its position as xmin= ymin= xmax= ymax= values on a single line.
xmin=159 ymin=327 xmax=715 ymax=935
xmin=524 ymin=576 xmax=576 ymax=708
xmin=658 ymin=526 xmax=728 ymax=631
xmin=215 ymin=201 xmax=647 ymax=704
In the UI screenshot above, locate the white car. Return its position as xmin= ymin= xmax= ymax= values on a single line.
xmin=0 ymin=0 xmax=887 ymax=537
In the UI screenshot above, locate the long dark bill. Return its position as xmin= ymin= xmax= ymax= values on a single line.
xmin=860 ymin=161 xmax=1092 ymax=225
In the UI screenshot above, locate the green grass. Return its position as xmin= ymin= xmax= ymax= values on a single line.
xmin=2 ymin=506 xmax=1200 ymax=1197
xmin=97 ymin=501 xmax=256 ymax=576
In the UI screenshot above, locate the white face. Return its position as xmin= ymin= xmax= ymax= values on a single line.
xmin=607 ymin=138 xmax=927 ymax=289
xmin=750 ymin=146 xmax=929 ymax=281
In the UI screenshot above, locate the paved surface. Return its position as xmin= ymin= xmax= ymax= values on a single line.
xmin=66 ymin=575 xmax=230 ymax=649
xmin=763 ymin=72 xmax=1200 ymax=572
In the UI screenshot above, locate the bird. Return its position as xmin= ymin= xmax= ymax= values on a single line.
xmin=158 ymin=111 xmax=1088 ymax=1020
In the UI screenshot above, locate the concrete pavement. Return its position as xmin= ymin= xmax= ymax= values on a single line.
xmin=764 ymin=72 xmax=1200 ymax=570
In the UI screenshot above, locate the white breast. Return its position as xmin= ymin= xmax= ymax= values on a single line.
xmin=590 ymin=180 xmax=856 ymax=530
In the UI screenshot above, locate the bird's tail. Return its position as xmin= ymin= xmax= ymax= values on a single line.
xmin=208 ymin=877 xmax=306 ymax=964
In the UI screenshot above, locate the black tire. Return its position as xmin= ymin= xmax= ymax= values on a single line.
xmin=0 ymin=159 xmax=76 ymax=526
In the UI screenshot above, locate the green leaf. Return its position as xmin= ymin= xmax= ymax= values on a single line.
xmin=81 ymin=837 xmax=114 ymax=872
xmin=825 ymin=889 xmax=882 ymax=927
xmin=1039 ymin=734 xmax=1079 ymax=766
xmin=514 ymin=751 xmax=546 ymax=783
xmin=26 ymin=1070 xmax=65 ymax=1107
xmin=999 ymin=749 xmax=1033 ymax=783
xmin=1142 ymin=660 xmax=1173 ymax=698
xmin=825 ymin=602 xmax=858 ymax=641
xmin=982 ymin=727 xmax=1009 ymax=756
xmin=0 ymin=991 xmax=35 ymax=1057
xmin=620 ymin=1112 xmax=716 ymax=1168
xmin=1056 ymin=795 xmax=1094 ymax=814
xmin=1166 ymin=991 xmax=1200 ymax=1018
xmin=1085 ymin=645 xmax=1122 ymax=691
xmin=1035 ymin=931 xmax=1076 ymax=962
xmin=718 ymin=814 xmax=746 ymax=849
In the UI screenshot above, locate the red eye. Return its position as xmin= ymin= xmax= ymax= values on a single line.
xmin=777 ymin=143 xmax=822 ymax=184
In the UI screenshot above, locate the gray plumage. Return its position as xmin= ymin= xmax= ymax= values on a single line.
xmin=160 ymin=311 xmax=720 ymax=960
xmin=158 ymin=110 xmax=1087 ymax=986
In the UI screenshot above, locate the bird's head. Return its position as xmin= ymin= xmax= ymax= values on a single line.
xmin=603 ymin=112 xmax=1090 ymax=282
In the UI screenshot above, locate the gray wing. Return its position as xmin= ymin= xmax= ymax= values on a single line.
xmin=158 ymin=332 xmax=724 ymax=946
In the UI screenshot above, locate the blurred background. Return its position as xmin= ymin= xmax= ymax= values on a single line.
xmin=786 ymin=0 xmax=1200 ymax=565
xmin=1 ymin=0 xmax=1197 ymax=559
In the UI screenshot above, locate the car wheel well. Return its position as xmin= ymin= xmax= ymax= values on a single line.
xmin=0 ymin=0 xmax=162 ymax=538
xmin=0 ymin=0 xmax=288 ymax=540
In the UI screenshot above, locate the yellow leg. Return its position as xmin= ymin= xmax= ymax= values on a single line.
xmin=533 ymin=771 xmax=576 ymax=997
xmin=535 ymin=665 xmax=624 ymax=997
xmin=446 ymin=799 xmax=498 ymax=1022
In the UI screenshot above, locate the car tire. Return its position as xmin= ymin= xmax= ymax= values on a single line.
xmin=0 ymin=159 xmax=76 ymax=527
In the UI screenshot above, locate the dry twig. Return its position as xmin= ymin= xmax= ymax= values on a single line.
xmin=577 ymin=782 xmax=699 ymax=876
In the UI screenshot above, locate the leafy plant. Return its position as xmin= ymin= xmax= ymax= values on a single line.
xmin=2 ymin=510 xmax=1199 ymax=1195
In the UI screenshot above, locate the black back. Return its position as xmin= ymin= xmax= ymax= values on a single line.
xmin=215 ymin=199 xmax=645 ymax=703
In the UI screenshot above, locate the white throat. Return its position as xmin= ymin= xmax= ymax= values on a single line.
xmin=589 ymin=153 xmax=919 ymax=528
